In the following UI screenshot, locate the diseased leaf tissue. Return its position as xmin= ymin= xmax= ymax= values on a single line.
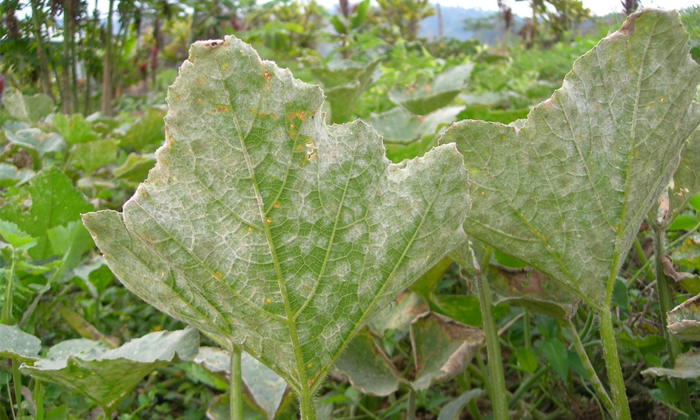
xmin=82 ymin=36 xmax=472 ymax=396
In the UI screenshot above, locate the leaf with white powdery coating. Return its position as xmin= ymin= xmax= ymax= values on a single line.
xmin=667 ymin=293 xmax=700 ymax=340
xmin=81 ymin=35 xmax=471 ymax=397
xmin=440 ymin=9 xmax=700 ymax=307
xmin=0 ymin=324 xmax=41 ymax=362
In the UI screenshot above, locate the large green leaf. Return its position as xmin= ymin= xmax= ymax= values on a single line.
xmin=311 ymin=59 xmax=381 ymax=124
xmin=389 ymin=64 xmax=473 ymax=116
xmin=21 ymin=328 xmax=199 ymax=413
xmin=441 ymin=10 xmax=700 ymax=307
xmin=82 ymin=36 xmax=471 ymax=398
xmin=3 ymin=90 xmax=54 ymax=124
xmin=73 ymin=139 xmax=118 ymax=173
xmin=0 ymin=167 xmax=94 ymax=260
xmin=195 ymin=347 xmax=287 ymax=419
xmin=0 ymin=324 xmax=41 ymax=362
xmin=121 ymin=108 xmax=166 ymax=152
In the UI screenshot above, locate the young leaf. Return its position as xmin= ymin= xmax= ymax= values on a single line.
xmin=389 ymin=64 xmax=473 ymax=115
xmin=0 ymin=324 xmax=41 ymax=362
xmin=0 ymin=167 xmax=93 ymax=260
xmin=440 ymin=9 xmax=700 ymax=307
xmin=195 ymin=347 xmax=287 ymax=419
xmin=437 ymin=389 xmax=483 ymax=420
xmin=537 ymin=338 xmax=569 ymax=381
xmin=3 ymin=90 xmax=54 ymax=124
xmin=21 ymin=328 xmax=199 ymax=413
xmin=0 ymin=219 xmax=36 ymax=249
xmin=82 ymin=35 xmax=471 ymax=402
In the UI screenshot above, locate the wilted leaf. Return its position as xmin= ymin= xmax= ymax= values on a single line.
xmin=121 ymin=108 xmax=166 ymax=152
xmin=484 ymin=265 xmax=579 ymax=320
xmin=369 ymin=291 xmax=429 ymax=336
xmin=195 ymin=347 xmax=287 ymax=420
xmin=82 ymin=36 xmax=471 ymax=401
xmin=21 ymin=328 xmax=199 ymax=413
xmin=437 ymin=389 xmax=483 ymax=420
xmin=334 ymin=329 xmax=403 ymax=396
xmin=3 ymin=90 xmax=54 ymax=123
xmin=390 ymin=64 xmax=473 ymax=115
xmin=643 ymin=350 xmax=700 ymax=379
xmin=0 ymin=167 xmax=93 ymax=259
xmin=73 ymin=139 xmax=118 ymax=173
xmin=667 ymin=293 xmax=700 ymax=340
xmin=6 ymin=128 xmax=66 ymax=159
xmin=52 ymin=113 xmax=98 ymax=145
xmin=312 ymin=59 xmax=381 ymax=124
xmin=0 ymin=324 xmax=41 ymax=362
xmin=441 ymin=10 xmax=700 ymax=307
xmin=410 ymin=312 xmax=484 ymax=390
xmin=113 ymin=153 xmax=156 ymax=183
xmin=669 ymin=125 xmax=700 ymax=217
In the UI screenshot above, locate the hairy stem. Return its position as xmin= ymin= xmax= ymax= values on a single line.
xmin=476 ymin=246 xmax=508 ymax=420
xmin=299 ymin=390 xmax=316 ymax=420
xmin=598 ymin=309 xmax=631 ymax=420
xmin=565 ymin=319 xmax=614 ymax=414
xmin=652 ymin=225 xmax=694 ymax=417
xmin=406 ymin=389 xmax=416 ymax=420
xmin=230 ymin=345 xmax=243 ymax=420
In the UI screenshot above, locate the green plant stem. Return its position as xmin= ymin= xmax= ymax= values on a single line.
xmin=598 ymin=309 xmax=630 ymax=420
xmin=230 ymin=345 xmax=244 ymax=420
xmin=508 ymin=366 xmax=548 ymax=408
xmin=652 ymin=225 xmax=693 ymax=417
xmin=4 ymin=248 xmax=15 ymax=325
xmin=299 ymin=389 xmax=316 ymax=420
xmin=406 ymin=389 xmax=416 ymax=420
xmin=565 ymin=319 xmax=613 ymax=414
xmin=12 ymin=359 xmax=22 ymax=419
xmin=523 ymin=311 xmax=531 ymax=350
xmin=34 ymin=380 xmax=44 ymax=420
xmin=633 ymin=238 xmax=655 ymax=283
xmin=475 ymin=246 xmax=508 ymax=420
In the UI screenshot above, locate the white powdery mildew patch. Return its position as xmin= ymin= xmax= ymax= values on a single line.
xmin=84 ymin=35 xmax=471 ymax=391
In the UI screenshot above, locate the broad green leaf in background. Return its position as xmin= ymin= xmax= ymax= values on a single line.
xmin=121 ymin=108 xmax=166 ymax=152
xmin=336 ymin=313 xmax=484 ymax=394
xmin=3 ymin=90 xmax=54 ymax=123
xmin=21 ymin=328 xmax=199 ymax=414
xmin=364 ymin=106 xmax=464 ymax=163
xmin=52 ymin=113 xmax=98 ymax=145
xmin=667 ymin=293 xmax=700 ymax=340
xmin=195 ymin=347 xmax=287 ymax=420
xmin=437 ymin=389 xmax=483 ymax=420
xmin=0 ymin=167 xmax=93 ymax=260
xmin=82 ymin=35 xmax=471 ymax=408
xmin=0 ymin=324 xmax=41 ymax=362
xmin=389 ymin=64 xmax=474 ymax=115
xmin=113 ymin=153 xmax=156 ymax=184
xmin=73 ymin=139 xmax=118 ymax=173
xmin=5 ymin=129 xmax=66 ymax=161
xmin=311 ymin=58 xmax=381 ymax=124
xmin=537 ymin=338 xmax=569 ymax=381
xmin=0 ymin=163 xmax=34 ymax=187
xmin=667 ymin=214 xmax=700 ymax=231
xmin=440 ymin=10 xmax=700 ymax=308
xmin=669 ymin=123 xmax=700 ymax=219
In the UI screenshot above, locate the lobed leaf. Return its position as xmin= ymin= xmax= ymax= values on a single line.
xmin=441 ymin=10 xmax=700 ymax=307
xmin=82 ymin=36 xmax=471 ymax=396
